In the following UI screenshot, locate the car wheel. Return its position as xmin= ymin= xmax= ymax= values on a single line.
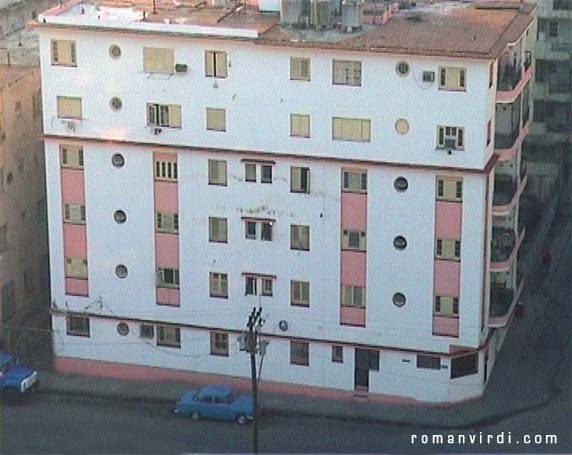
xmin=191 ymin=411 xmax=200 ymax=421
xmin=236 ymin=413 xmax=247 ymax=425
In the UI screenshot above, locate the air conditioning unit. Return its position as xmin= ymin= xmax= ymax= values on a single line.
xmin=444 ymin=138 xmax=457 ymax=149
xmin=152 ymin=127 xmax=162 ymax=135
xmin=422 ymin=71 xmax=435 ymax=82
xmin=175 ymin=63 xmax=188 ymax=73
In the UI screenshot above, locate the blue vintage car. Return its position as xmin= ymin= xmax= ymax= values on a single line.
xmin=175 ymin=385 xmax=254 ymax=424
xmin=0 ymin=352 xmax=39 ymax=402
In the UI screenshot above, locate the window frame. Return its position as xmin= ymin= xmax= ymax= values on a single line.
xmin=57 ymin=96 xmax=82 ymax=120
xmin=210 ymin=332 xmax=229 ymax=356
xmin=209 ymin=272 xmax=229 ymax=298
xmin=290 ymin=57 xmax=311 ymax=82
xmin=206 ymin=107 xmax=226 ymax=132
xmin=66 ymin=314 xmax=90 ymax=337
xmin=51 ymin=40 xmax=77 ymax=67
xmin=157 ymin=267 xmax=180 ymax=288
xmin=332 ymin=60 xmax=362 ymax=87
xmin=450 ymin=353 xmax=478 ymax=379
xmin=438 ymin=67 xmax=467 ymax=91
xmin=157 ymin=325 xmax=181 ymax=348
xmin=205 ymin=50 xmax=228 ymax=78
xmin=154 ymin=159 xmax=178 ymax=182
xmin=209 ymin=217 xmax=228 ymax=243
xmin=342 ymin=169 xmax=367 ymax=193
xmin=290 ymin=280 xmax=310 ymax=307
xmin=208 ymin=159 xmax=227 ymax=186
xmin=416 ymin=354 xmax=441 ymax=370
xmin=290 ymin=224 xmax=310 ymax=251
xmin=290 ymin=340 xmax=309 ymax=366
xmin=147 ymin=103 xmax=181 ymax=129
xmin=290 ymin=114 xmax=311 ymax=138
xmin=332 ymin=117 xmax=371 ymax=143
xmin=143 ymin=47 xmax=175 ymax=74
xmin=290 ymin=166 xmax=310 ymax=194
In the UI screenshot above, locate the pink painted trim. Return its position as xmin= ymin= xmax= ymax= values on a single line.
xmin=341 ymin=193 xmax=367 ymax=230
xmin=340 ymin=251 xmax=366 ymax=287
xmin=435 ymin=201 xmax=462 ymax=239
xmin=490 ymin=227 xmax=525 ymax=272
xmin=61 ymin=169 xmax=85 ymax=204
xmin=488 ymin=278 xmax=524 ymax=328
xmin=434 ymin=260 xmax=461 ymax=297
xmin=154 ymin=181 xmax=179 ymax=212
xmin=340 ymin=306 xmax=366 ymax=327
xmin=154 ymin=152 xmax=178 ymax=162
xmin=155 ymin=233 xmax=180 ymax=268
xmin=156 ymin=287 xmax=180 ymax=307
xmin=495 ymin=64 xmax=532 ymax=104
xmin=492 ymin=172 xmax=527 ymax=216
xmin=495 ymin=118 xmax=530 ymax=162
xmin=65 ymin=278 xmax=88 ymax=296
xmin=432 ymin=316 xmax=460 ymax=337
xmin=63 ymin=224 xmax=87 ymax=257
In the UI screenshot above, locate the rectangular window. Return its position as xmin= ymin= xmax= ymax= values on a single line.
xmin=333 ymin=117 xmax=371 ymax=142
xmin=435 ymin=239 xmax=461 ymax=261
xmin=51 ymin=40 xmax=77 ymax=66
xmin=290 ymin=167 xmax=310 ymax=193
xmin=157 ymin=325 xmax=181 ymax=348
xmin=290 ymin=57 xmax=310 ymax=81
xmin=434 ymin=296 xmax=459 ymax=317
xmin=210 ymin=332 xmax=229 ymax=356
xmin=291 ymin=280 xmax=309 ymax=307
xmin=0 ymin=224 xmax=7 ymax=252
xmin=438 ymin=67 xmax=467 ymax=91
xmin=210 ymin=272 xmax=228 ymax=298
xmin=332 ymin=60 xmax=362 ymax=86
xmin=245 ymin=163 xmax=257 ymax=182
xmin=157 ymin=268 xmax=180 ymax=288
xmin=437 ymin=126 xmax=464 ymax=150
xmin=290 ymin=341 xmax=309 ymax=366
xmin=208 ymin=159 xmax=227 ymax=186
xmin=206 ymin=108 xmax=226 ymax=132
xmin=245 ymin=276 xmax=257 ymax=296
xmin=261 ymin=165 xmax=272 ymax=184
xmin=342 ymin=169 xmax=367 ymax=193
xmin=261 ymin=277 xmax=273 ymax=296
xmin=341 ymin=285 xmax=365 ymax=308
xmin=143 ymin=47 xmax=174 ymax=74
xmin=342 ymin=229 xmax=367 ymax=251
xmin=65 ymin=257 xmax=88 ymax=279
xmin=245 ymin=220 xmax=257 ymax=240
xmin=436 ymin=176 xmax=462 ymax=202
xmin=140 ymin=324 xmax=154 ymax=339
xmin=66 ymin=315 xmax=90 ymax=337
xmin=416 ymin=355 xmax=441 ymax=370
xmin=155 ymin=159 xmax=178 ymax=181
xmin=290 ymin=114 xmax=310 ymax=138
xmin=205 ymin=51 xmax=228 ymax=78
xmin=209 ymin=217 xmax=228 ymax=243
xmin=64 ymin=204 xmax=86 ymax=224
xmin=156 ymin=212 xmax=179 ymax=233
xmin=147 ymin=103 xmax=181 ymax=128
xmin=260 ymin=222 xmax=272 ymax=241
xmin=332 ymin=345 xmax=343 ymax=363
xmin=290 ymin=224 xmax=310 ymax=250
xmin=57 ymin=96 xmax=82 ymax=120
xmin=548 ymin=21 xmax=558 ymax=38
xmin=451 ymin=353 xmax=478 ymax=379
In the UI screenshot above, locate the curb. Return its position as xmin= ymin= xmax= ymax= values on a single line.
xmin=38 ymin=384 xmax=551 ymax=430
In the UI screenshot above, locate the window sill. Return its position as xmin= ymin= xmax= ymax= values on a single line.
xmin=291 ymin=247 xmax=310 ymax=252
xmin=209 ymin=240 xmax=228 ymax=244
xmin=157 ymin=284 xmax=180 ymax=289
xmin=209 ymin=294 xmax=228 ymax=299
xmin=290 ymin=190 xmax=310 ymax=195
xmin=66 ymin=332 xmax=90 ymax=337
xmin=155 ymin=229 xmax=179 ymax=235
xmin=291 ymin=303 xmax=310 ymax=308
xmin=156 ymin=343 xmax=181 ymax=349
xmin=63 ymin=220 xmax=86 ymax=225
xmin=210 ymin=352 xmax=229 ymax=357
xmin=52 ymin=63 xmax=77 ymax=68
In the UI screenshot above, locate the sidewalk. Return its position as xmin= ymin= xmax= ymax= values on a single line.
xmin=37 ymin=203 xmax=571 ymax=430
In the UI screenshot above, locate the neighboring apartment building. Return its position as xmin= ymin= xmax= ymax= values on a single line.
xmin=0 ymin=64 xmax=49 ymax=349
xmin=526 ymin=0 xmax=571 ymax=197
xmin=34 ymin=0 xmax=534 ymax=403
xmin=0 ymin=0 xmax=58 ymax=39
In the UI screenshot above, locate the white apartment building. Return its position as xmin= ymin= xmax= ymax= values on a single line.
xmin=34 ymin=0 xmax=535 ymax=403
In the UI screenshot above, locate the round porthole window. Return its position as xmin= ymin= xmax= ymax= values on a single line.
xmin=114 ymin=210 xmax=126 ymax=224
xmin=393 ymin=236 xmax=407 ymax=250
xmin=109 ymin=45 xmax=122 ymax=59
xmin=393 ymin=293 xmax=406 ymax=307
xmin=117 ymin=322 xmax=129 ymax=336
xmin=394 ymin=177 xmax=409 ymax=192
xmin=110 ymin=97 xmax=123 ymax=111
xmin=396 ymin=61 xmax=410 ymax=76
xmin=111 ymin=153 xmax=125 ymax=168
xmin=395 ymin=119 xmax=410 ymax=135
xmin=115 ymin=264 xmax=128 ymax=278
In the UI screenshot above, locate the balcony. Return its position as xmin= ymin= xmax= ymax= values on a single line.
xmin=495 ymin=129 xmax=519 ymax=150
xmin=490 ymin=226 xmax=525 ymax=272
xmin=548 ymin=74 xmax=572 ymax=94
xmin=493 ymin=173 xmax=528 ymax=216
xmin=524 ymin=51 xmax=532 ymax=72
xmin=498 ymin=64 xmax=522 ymax=92
xmin=547 ymin=121 xmax=572 ymax=134
xmin=488 ymin=279 xmax=524 ymax=328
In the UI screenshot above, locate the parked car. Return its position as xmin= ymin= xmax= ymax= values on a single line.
xmin=175 ymin=385 xmax=254 ymax=424
xmin=0 ymin=352 xmax=39 ymax=402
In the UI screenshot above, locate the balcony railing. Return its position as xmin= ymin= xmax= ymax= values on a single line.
xmin=498 ymin=64 xmax=523 ymax=92
xmin=495 ymin=129 xmax=519 ymax=149
xmin=524 ymin=51 xmax=532 ymax=71
xmin=488 ymin=278 xmax=524 ymax=328
xmin=493 ymin=175 xmax=517 ymax=206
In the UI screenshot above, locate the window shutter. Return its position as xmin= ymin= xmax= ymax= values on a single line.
xmin=215 ymin=52 xmax=227 ymax=78
xmin=361 ymin=120 xmax=370 ymax=141
xmin=169 ymin=105 xmax=181 ymax=128
xmin=205 ymin=51 xmax=214 ymax=76
xmin=51 ymin=40 xmax=59 ymax=63
xmin=70 ymin=42 xmax=77 ymax=65
xmin=143 ymin=47 xmax=155 ymax=73
xmin=291 ymin=58 xmax=301 ymax=79
xmin=300 ymin=59 xmax=309 ymax=79
xmin=332 ymin=118 xmax=342 ymax=139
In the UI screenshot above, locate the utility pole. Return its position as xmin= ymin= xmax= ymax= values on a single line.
xmin=246 ymin=307 xmax=263 ymax=454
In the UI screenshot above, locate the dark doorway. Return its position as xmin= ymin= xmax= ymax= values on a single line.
xmin=354 ymin=348 xmax=370 ymax=391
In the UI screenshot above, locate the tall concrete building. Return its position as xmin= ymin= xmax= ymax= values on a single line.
xmin=0 ymin=64 xmax=49 ymax=349
xmin=35 ymin=0 xmax=534 ymax=403
xmin=526 ymin=0 xmax=571 ymax=198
